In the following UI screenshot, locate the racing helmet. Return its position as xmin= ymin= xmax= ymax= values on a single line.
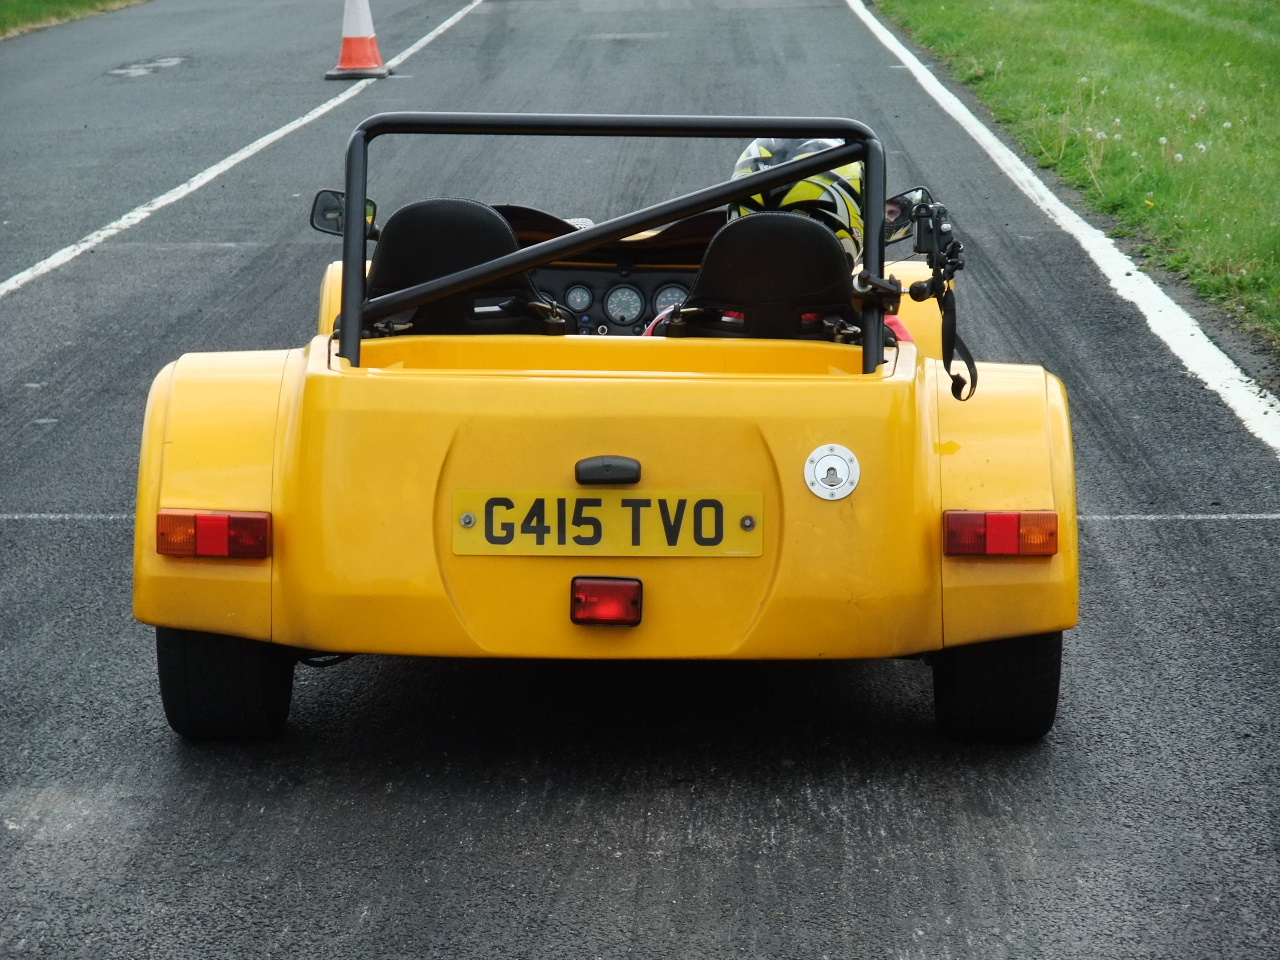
xmin=728 ymin=138 xmax=865 ymax=264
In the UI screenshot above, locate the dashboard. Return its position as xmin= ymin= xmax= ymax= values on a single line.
xmin=496 ymin=204 xmax=722 ymax=337
xmin=531 ymin=267 xmax=697 ymax=336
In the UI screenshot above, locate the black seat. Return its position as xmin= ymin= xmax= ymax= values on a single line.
xmin=674 ymin=212 xmax=857 ymax=339
xmin=365 ymin=197 xmax=556 ymax=335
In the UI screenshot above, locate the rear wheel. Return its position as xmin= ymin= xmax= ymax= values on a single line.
xmin=156 ymin=627 xmax=295 ymax=740
xmin=931 ymin=632 xmax=1062 ymax=742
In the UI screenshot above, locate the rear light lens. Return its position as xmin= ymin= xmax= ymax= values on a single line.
xmin=986 ymin=512 xmax=1020 ymax=554
xmin=1017 ymin=511 xmax=1059 ymax=555
xmin=156 ymin=510 xmax=272 ymax=558
xmin=571 ymin=577 xmax=642 ymax=626
xmin=156 ymin=511 xmax=197 ymax=556
xmin=944 ymin=511 xmax=1057 ymax=556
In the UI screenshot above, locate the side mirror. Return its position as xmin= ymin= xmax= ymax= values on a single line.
xmin=310 ymin=190 xmax=378 ymax=239
xmin=884 ymin=186 xmax=933 ymax=245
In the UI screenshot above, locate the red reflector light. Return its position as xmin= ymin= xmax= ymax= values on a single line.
xmin=985 ymin=512 xmax=1020 ymax=555
xmin=944 ymin=511 xmax=1058 ymax=557
xmin=156 ymin=510 xmax=272 ymax=559
xmin=196 ymin=514 xmax=229 ymax=556
xmin=571 ymin=577 xmax=642 ymax=626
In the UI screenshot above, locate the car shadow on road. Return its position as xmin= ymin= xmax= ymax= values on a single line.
xmin=168 ymin=654 xmax=1053 ymax=784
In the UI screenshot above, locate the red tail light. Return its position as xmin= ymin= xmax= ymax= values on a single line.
xmin=944 ymin=511 xmax=986 ymax=554
xmin=156 ymin=510 xmax=272 ymax=558
xmin=571 ymin=577 xmax=642 ymax=626
xmin=944 ymin=511 xmax=1057 ymax=556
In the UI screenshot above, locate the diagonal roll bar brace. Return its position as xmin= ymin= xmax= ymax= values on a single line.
xmin=340 ymin=113 xmax=888 ymax=372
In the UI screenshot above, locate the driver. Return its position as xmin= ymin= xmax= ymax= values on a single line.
xmin=883 ymin=194 xmax=916 ymax=244
xmin=884 ymin=196 xmax=907 ymax=229
xmin=690 ymin=137 xmax=913 ymax=344
xmin=728 ymin=138 xmax=866 ymax=268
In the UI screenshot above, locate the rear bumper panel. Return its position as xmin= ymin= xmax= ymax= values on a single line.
xmin=134 ymin=337 xmax=1076 ymax=658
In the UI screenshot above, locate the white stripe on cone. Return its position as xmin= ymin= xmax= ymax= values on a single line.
xmin=343 ymin=0 xmax=375 ymax=37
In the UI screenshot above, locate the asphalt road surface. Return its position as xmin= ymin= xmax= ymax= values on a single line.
xmin=2 ymin=1 xmax=1278 ymax=957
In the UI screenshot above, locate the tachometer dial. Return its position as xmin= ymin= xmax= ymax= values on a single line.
xmin=653 ymin=283 xmax=687 ymax=314
xmin=565 ymin=285 xmax=592 ymax=312
xmin=604 ymin=285 xmax=645 ymax=324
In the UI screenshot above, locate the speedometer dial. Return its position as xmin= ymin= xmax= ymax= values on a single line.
xmin=653 ymin=284 xmax=687 ymax=314
xmin=604 ymin=285 xmax=645 ymax=324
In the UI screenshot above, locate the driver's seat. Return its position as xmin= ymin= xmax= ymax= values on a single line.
xmin=365 ymin=198 xmax=557 ymax=335
xmin=673 ymin=211 xmax=857 ymax=339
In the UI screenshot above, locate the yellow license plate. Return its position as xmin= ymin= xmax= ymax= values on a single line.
xmin=452 ymin=490 xmax=763 ymax=557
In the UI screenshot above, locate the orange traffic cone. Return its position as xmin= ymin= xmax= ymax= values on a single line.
xmin=325 ymin=0 xmax=393 ymax=79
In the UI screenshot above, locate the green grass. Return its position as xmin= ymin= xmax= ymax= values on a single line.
xmin=875 ymin=0 xmax=1280 ymax=338
xmin=1 ymin=0 xmax=146 ymax=37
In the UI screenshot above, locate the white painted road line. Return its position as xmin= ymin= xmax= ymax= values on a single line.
xmin=0 ymin=514 xmax=132 ymax=520
xmin=1079 ymin=514 xmax=1280 ymax=521
xmin=845 ymin=0 xmax=1280 ymax=459
xmin=0 ymin=0 xmax=486 ymax=303
xmin=383 ymin=0 xmax=485 ymax=69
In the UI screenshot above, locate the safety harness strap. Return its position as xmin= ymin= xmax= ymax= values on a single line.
xmin=940 ymin=287 xmax=978 ymax=401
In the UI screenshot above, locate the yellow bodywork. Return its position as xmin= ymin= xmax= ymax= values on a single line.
xmin=134 ymin=312 xmax=1078 ymax=659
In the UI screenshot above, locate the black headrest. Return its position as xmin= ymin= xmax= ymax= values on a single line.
xmin=366 ymin=198 xmax=544 ymax=335
xmin=680 ymin=212 xmax=855 ymax=339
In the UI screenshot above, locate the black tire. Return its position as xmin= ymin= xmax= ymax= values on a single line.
xmin=156 ymin=627 xmax=295 ymax=740
xmin=931 ymin=632 xmax=1062 ymax=742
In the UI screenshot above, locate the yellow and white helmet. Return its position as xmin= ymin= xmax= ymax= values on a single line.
xmin=729 ymin=138 xmax=865 ymax=265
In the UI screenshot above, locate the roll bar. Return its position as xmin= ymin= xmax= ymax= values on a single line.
xmin=339 ymin=113 xmax=889 ymax=371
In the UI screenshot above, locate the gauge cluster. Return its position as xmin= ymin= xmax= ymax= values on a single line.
xmin=532 ymin=268 xmax=693 ymax=336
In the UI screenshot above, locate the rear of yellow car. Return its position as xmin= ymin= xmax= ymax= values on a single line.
xmin=135 ymin=334 xmax=1076 ymax=742
xmin=136 ymin=110 xmax=1077 ymax=744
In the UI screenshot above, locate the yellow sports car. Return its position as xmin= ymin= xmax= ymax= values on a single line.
xmin=134 ymin=113 xmax=1077 ymax=742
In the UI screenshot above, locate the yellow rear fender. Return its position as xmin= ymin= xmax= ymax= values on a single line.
xmin=133 ymin=349 xmax=299 ymax=640
xmin=936 ymin=364 xmax=1079 ymax=645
